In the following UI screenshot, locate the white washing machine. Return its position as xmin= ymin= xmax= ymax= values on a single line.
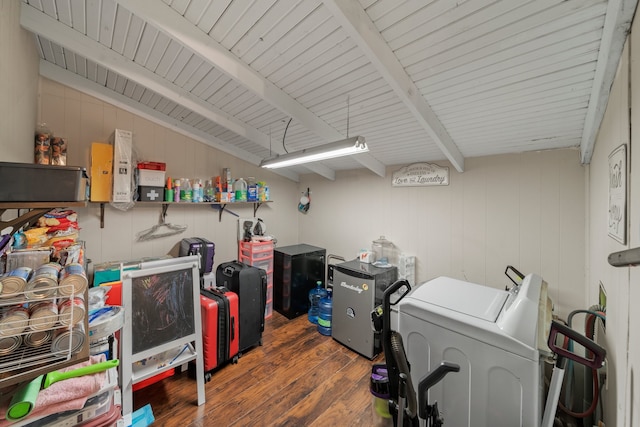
xmin=397 ymin=274 xmax=553 ymax=427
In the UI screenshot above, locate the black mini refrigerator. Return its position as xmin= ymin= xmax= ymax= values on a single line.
xmin=273 ymin=244 xmax=326 ymax=319
xmin=331 ymin=259 xmax=397 ymax=359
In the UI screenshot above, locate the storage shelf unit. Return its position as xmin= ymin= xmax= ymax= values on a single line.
xmin=0 ymin=201 xmax=86 ymax=237
xmin=239 ymin=240 xmax=274 ymax=319
xmin=0 ymin=286 xmax=89 ymax=388
xmin=0 ymin=202 xmax=90 ymax=388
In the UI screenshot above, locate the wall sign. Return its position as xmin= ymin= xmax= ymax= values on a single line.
xmin=392 ymin=162 xmax=449 ymax=186
xmin=608 ymin=144 xmax=627 ymax=244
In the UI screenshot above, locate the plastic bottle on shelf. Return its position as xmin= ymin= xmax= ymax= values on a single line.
xmin=204 ymin=179 xmax=214 ymax=202
xmin=233 ymin=177 xmax=247 ymax=202
xmin=247 ymin=176 xmax=257 ymax=202
xmin=317 ymin=287 xmax=333 ymax=336
xmin=180 ymin=178 xmax=192 ymax=202
xmin=193 ymin=179 xmax=203 ymax=202
xmin=198 ymin=179 xmax=205 ymax=201
xmin=173 ymin=179 xmax=181 ymax=203
xmin=257 ymin=181 xmax=267 ymax=201
xmin=308 ymin=281 xmax=327 ymax=324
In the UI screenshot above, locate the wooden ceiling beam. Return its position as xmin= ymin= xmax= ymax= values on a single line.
xmin=323 ymin=0 xmax=465 ymax=173
xmin=112 ymin=0 xmax=385 ymax=178
xmin=579 ymin=0 xmax=638 ymax=164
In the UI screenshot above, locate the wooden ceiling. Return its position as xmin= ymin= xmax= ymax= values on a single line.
xmin=21 ymin=0 xmax=637 ymax=181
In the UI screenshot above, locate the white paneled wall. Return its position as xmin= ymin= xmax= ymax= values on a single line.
xmin=36 ymin=78 xmax=299 ymax=268
xmin=298 ymin=149 xmax=587 ymax=321
xmin=0 ymin=1 xmax=39 ymax=161
xmin=629 ymin=15 xmax=640 ymax=426
xmin=589 ymin=38 xmax=631 ymax=427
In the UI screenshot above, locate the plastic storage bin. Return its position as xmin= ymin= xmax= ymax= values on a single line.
xmin=240 ymin=255 xmax=273 ymax=274
xmin=0 ymin=162 xmax=88 ymax=202
xmin=239 ymin=240 xmax=274 ymax=260
xmin=238 ymin=240 xmax=274 ymax=320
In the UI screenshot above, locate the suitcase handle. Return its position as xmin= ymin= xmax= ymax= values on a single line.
xmin=224 ymin=266 xmax=235 ymax=277
xmin=260 ymin=273 xmax=267 ymax=332
xmin=231 ymin=316 xmax=236 ymax=341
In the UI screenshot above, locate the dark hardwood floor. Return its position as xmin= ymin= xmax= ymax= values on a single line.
xmin=133 ymin=311 xmax=388 ymax=427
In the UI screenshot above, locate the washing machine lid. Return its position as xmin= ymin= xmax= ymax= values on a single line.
xmin=401 ymin=274 xmax=551 ymax=358
xmin=409 ymin=276 xmax=508 ymax=322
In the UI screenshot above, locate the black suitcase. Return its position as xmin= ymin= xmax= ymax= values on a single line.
xmin=216 ymin=261 xmax=267 ymax=354
xmin=179 ymin=237 xmax=215 ymax=276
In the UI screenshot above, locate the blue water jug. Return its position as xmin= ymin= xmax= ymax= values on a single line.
xmin=317 ymin=288 xmax=333 ymax=336
xmin=308 ymin=281 xmax=327 ymax=324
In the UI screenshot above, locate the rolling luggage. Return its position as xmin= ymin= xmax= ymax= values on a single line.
xmin=199 ymin=286 xmax=239 ymax=381
xmin=216 ymin=261 xmax=267 ymax=354
xmin=179 ymin=237 xmax=215 ymax=276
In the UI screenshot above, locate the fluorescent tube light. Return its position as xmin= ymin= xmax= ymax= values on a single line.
xmin=260 ymin=136 xmax=368 ymax=169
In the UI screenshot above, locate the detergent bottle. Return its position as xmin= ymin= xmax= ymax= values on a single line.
xmin=308 ymin=281 xmax=327 ymax=324
xmin=233 ymin=177 xmax=247 ymax=202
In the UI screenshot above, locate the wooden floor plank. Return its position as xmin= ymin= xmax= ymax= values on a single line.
xmin=133 ymin=311 xmax=387 ymax=426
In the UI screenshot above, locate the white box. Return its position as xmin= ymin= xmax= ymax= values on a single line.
xmin=111 ymin=129 xmax=132 ymax=203
xmin=138 ymin=169 xmax=166 ymax=187
xmin=358 ymin=250 xmax=375 ymax=263
xmin=397 ymin=254 xmax=416 ymax=285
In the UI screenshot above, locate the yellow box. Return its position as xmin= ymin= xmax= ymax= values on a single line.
xmin=90 ymin=142 xmax=113 ymax=202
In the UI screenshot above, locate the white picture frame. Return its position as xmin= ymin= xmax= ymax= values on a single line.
xmin=608 ymin=144 xmax=627 ymax=244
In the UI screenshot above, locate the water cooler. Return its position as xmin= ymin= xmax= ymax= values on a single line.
xmin=330 ymin=259 xmax=397 ymax=359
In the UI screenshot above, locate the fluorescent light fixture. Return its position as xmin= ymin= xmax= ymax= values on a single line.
xmin=260 ymin=136 xmax=368 ymax=169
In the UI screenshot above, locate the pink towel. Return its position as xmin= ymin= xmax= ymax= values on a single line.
xmin=0 ymin=354 xmax=108 ymax=426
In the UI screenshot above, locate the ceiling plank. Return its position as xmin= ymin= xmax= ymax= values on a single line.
xmin=579 ymin=0 xmax=638 ymax=163
xmin=20 ymin=3 xmax=265 ymax=144
xmin=113 ymin=0 xmax=385 ymax=177
xmin=20 ymin=2 xmax=337 ymax=180
xmin=38 ymin=60 xmax=300 ymax=182
xmin=322 ymin=0 xmax=465 ymax=173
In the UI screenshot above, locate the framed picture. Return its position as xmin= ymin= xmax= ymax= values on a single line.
xmin=608 ymin=144 xmax=626 ymax=244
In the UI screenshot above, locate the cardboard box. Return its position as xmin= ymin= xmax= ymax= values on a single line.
xmin=138 ymin=169 xmax=166 ymax=187
xmin=137 ymin=161 xmax=166 ymax=171
xmin=0 ymin=162 xmax=87 ymax=202
xmin=90 ymin=142 xmax=113 ymax=202
xmin=138 ymin=186 xmax=164 ymax=201
xmin=111 ymin=129 xmax=132 ymax=203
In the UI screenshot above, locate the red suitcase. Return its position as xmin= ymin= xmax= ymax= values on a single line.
xmin=200 ymin=286 xmax=239 ymax=381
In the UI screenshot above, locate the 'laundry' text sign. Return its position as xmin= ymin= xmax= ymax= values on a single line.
xmin=392 ymin=162 xmax=449 ymax=186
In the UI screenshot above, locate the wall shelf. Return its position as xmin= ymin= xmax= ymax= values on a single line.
xmin=92 ymin=200 xmax=271 ymax=228
xmin=0 ymin=202 xmax=87 ymax=236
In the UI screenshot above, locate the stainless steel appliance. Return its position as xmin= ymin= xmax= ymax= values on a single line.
xmin=331 ymin=259 xmax=397 ymax=359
